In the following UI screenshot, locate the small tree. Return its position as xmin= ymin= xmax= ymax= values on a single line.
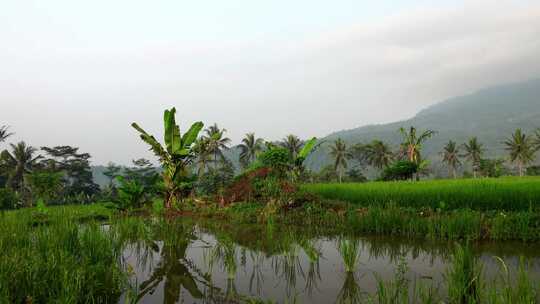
xmin=462 ymin=137 xmax=484 ymax=178
xmin=380 ymin=160 xmax=418 ymax=181
xmin=504 ymin=129 xmax=536 ymax=177
xmin=132 ymin=108 xmax=204 ymax=208
xmin=441 ymin=140 xmax=461 ymax=179
xmin=25 ymin=171 xmax=64 ymax=205
xmin=329 ymin=138 xmax=352 ymax=183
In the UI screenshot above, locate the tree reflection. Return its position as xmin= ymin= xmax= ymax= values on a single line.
xmin=136 ymin=221 xmax=215 ymax=304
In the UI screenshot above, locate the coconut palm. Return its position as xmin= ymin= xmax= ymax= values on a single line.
xmin=238 ymin=133 xmax=264 ymax=168
xmin=329 ymin=138 xmax=352 ymax=183
xmin=0 ymin=125 xmax=13 ymax=143
xmin=280 ymin=134 xmax=303 ymax=159
xmin=193 ymin=137 xmax=213 ymax=176
xmin=462 ymin=137 xmax=484 ymax=178
xmin=441 ymin=140 xmax=461 ymax=178
xmin=504 ymin=129 xmax=536 ymax=177
xmin=204 ymin=123 xmax=231 ymax=167
xmin=534 ymin=128 xmax=540 ymax=152
xmin=131 ymin=107 xmax=204 ymax=208
xmin=1 ymin=142 xmax=42 ymax=193
xmin=363 ymin=140 xmax=394 ymax=170
xmin=399 ymin=126 xmax=437 ymax=164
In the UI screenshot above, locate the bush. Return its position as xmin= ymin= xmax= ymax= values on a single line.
xmin=196 ymin=161 xmax=235 ymax=196
xmin=380 ymin=161 xmax=418 ymax=181
xmin=0 ymin=188 xmax=18 ymax=210
xmin=258 ymin=148 xmax=290 ymax=177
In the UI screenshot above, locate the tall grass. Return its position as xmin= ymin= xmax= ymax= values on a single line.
xmin=0 ymin=206 xmax=127 ymax=303
xmin=305 ymin=177 xmax=540 ymax=211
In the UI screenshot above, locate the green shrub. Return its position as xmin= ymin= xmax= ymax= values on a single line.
xmin=258 ymin=147 xmax=290 ymax=176
xmin=0 ymin=188 xmax=18 ymax=210
xmin=380 ymin=161 xmax=418 ymax=181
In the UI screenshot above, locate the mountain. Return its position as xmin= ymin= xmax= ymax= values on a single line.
xmin=305 ymin=78 xmax=540 ymax=176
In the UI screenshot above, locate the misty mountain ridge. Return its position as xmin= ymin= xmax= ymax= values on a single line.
xmin=304 ymin=78 xmax=540 ymax=174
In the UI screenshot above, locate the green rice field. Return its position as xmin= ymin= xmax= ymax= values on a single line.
xmin=304 ymin=177 xmax=540 ymax=211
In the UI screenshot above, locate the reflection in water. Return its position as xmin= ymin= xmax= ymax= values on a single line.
xmin=120 ymin=218 xmax=540 ymax=304
xmin=137 ymin=221 xmax=207 ymax=303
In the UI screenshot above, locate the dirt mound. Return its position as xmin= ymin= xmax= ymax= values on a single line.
xmin=222 ymin=167 xmax=271 ymax=204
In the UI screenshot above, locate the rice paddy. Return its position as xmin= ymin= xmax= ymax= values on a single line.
xmin=304 ymin=177 xmax=540 ymax=211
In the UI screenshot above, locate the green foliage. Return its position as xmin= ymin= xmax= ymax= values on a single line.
xmin=504 ymin=128 xmax=537 ymax=176
xmin=152 ymin=198 xmax=165 ymax=215
xmin=40 ymin=145 xmax=100 ymax=198
xmin=0 ymin=207 xmax=124 ymax=303
xmin=446 ymin=244 xmax=482 ymax=304
xmin=479 ymin=158 xmax=508 ymax=178
xmin=35 ymin=198 xmax=48 ymax=215
xmin=25 ymin=171 xmax=63 ymax=204
xmin=345 ymin=168 xmax=367 ymax=183
xmin=132 ymin=107 xmax=204 ymax=207
xmin=115 ymin=176 xmax=146 ymax=210
xmin=0 ymin=187 xmax=18 ymax=210
xmin=306 ymin=177 xmax=540 ymax=212
xmin=337 ymin=239 xmax=360 ymax=273
xmin=380 ymin=160 xmax=418 ymax=181
xmin=526 ymin=165 xmax=540 ymax=176
xmin=258 ymin=147 xmax=290 ymax=176
xmin=196 ymin=160 xmax=235 ymax=195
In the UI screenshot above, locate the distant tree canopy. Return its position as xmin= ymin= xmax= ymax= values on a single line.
xmin=40 ymin=145 xmax=100 ymax=197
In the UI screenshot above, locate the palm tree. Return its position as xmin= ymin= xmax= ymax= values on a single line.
xmin=238 ymin=133 xmax=264 ymax=168
xmin=441 ymin=140 xmax=461 ymax=178
xmin=504 ymin=129 xmax=536 ymax=177
xmin=462 ymin=137 xmax=484 ymax=178
xmin=0 ymin=125 xmax=13 ymax=143
xmin=1 ymin=141 xmax=42 ymax=193
xmin=363 ymin=140 xmax=394 ymax=169
xmin=280 ymin=134 xmax=303 ymax=159
xmin=399 ymin=126 xmax=437 ymax=164
xmin=204 ymin=123 xmax=231 ymax=167
xmin=329 ymin=138 xmax=352 ymax=183
xmin=534 ymin=128 xmax=540 ymax=152
xmin=193 ymin=137 xmax=213 ymax=176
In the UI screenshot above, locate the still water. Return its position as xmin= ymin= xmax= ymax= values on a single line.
xmin=119 ymin=218 xmax=540 ymax=303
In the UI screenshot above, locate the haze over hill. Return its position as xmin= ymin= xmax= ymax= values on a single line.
xmin=304 ymin=78 xmax=540 ymax=175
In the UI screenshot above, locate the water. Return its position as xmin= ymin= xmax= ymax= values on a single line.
xmin=120 ymin=218 xmax=540 ymax=303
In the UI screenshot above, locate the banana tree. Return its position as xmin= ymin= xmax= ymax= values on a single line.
xmin=290 ymin=137 xmax=318 ymax=182
xmin=131 ymin=108 xmax=203 ymax=208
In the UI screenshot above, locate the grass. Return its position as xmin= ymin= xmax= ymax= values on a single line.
xmin=0 ymin=204 xmax=126 ymax=303
xmin=304 ymin=177 xmax=540 ymax=211
xmin=371 ymin=244 xmax=539 ymax=304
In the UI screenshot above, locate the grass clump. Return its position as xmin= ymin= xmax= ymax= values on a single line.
xmin=0 ymin=212 xmax=127 ymax=303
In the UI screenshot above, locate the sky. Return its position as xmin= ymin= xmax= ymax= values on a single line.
xmin=1 ymin=0 xmax=540 ymax=165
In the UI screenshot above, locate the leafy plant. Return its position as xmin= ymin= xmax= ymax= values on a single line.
xmin=132 ymin=107 xmax=204 ymax=208
xmin=0 ymin=187 xmax=18 ymax=210
xmin=380 ymin=160 xmax=418 ymax=181
xmin=115 ymin=176 xmax=146 ymax=210
xmin=259 ymin=147 xmax=290 ymax=177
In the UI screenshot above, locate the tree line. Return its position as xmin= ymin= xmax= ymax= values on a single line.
xmin=324 ymin=127 xmax=540 ymax=182
xmin=2 ymin=114 xmax=540 ymax=210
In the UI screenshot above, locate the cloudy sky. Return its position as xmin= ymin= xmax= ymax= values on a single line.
xmin=1 ymin=0 xmax=539 ymax=165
